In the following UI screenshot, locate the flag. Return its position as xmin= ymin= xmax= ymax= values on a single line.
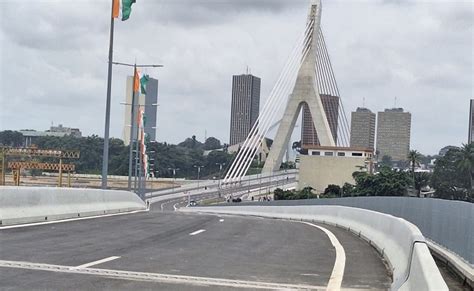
xmin=140 ymin=74 xmax=150 ymax=95
xmin=133 ymin=69 xmax=140 ymax=92
xmin=122 ymin=0 xmax=136 ymax=21
xmin=112 ymin=0 xmax=136 ymax=21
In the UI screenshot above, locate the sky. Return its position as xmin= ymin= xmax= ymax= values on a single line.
xmin=0 ymin=0 xmax=472 ymax=155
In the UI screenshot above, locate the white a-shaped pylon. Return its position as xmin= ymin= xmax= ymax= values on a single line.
xmin=262 ymin=0 xmax=334 ymax=173
xmin=223 ymin=0 xmax=343 ymax=185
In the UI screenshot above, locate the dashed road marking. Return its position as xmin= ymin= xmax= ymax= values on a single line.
xmin=219 ymin=219 xmax=224 ymax=222
xmin=189 ymin=229 xmax=206 ymax=236
xmin=72 ymin=256 xmax=121 ymax=269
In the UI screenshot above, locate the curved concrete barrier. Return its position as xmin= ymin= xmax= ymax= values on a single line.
xmin=181 ymin=205 xmax=448 ymax=291
xmin=0 ymin=187 xmax=146 ymax=226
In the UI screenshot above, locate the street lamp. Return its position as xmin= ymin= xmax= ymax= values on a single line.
xmin=101 ymin=60 xmax=162 ymax=190
xmin=168 ymin=167 xmax=180 ymax=189
xmin=194 ymin=165 xmax=205 ymax=189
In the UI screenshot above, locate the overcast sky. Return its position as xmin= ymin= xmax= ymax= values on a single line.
xmin=0 ymin=0 xmax=472 ymax=155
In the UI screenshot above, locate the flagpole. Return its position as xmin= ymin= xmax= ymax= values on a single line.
xmin=128 ymin=64 xmax=138 ymax=191
xmin=101 ymin=0 xmax=116 ymax=189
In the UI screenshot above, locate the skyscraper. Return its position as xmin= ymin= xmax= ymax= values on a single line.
xmin=376 ymin=108 xmax=411 ymax=161
xmin=123 ymin=76 xmax=158 ymax=145
xmin=469 ymin=99 xmax=474 ymax=143
xmin=229 ymin=74 xmax=261 ymax=145
xmin=350 ymin=107 xmax=376 ymax=149
xmin=301 ymin=94 xmax=339 ymax=146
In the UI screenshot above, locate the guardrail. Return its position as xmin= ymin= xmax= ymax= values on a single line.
xmin=181 ymin=205 xmax=448 ymax=291
xmin=0 ymin=187 xmax=146 ymax=226
xmin=232 ymin=197 xmax=473 ymax=266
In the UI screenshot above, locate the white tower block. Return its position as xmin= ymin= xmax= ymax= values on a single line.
xmin=262 ymin=0 xmax=335 ymax=174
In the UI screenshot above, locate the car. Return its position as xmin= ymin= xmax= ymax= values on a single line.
xmin=189 ymin=200 xmax=198 ymax=206
xmin=232 ymin=197 xmax=242 ymax=203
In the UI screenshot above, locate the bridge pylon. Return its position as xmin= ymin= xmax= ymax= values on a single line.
xmin=262 ymin=0 xmax=335 ymax=174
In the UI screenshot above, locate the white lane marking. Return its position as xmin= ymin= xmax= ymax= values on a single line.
xmin=71 ymin=256 xmax=121 ymax=269
xmin=0 ymin=259 xmax=324 ymax=290
xmin=189 ymin=229 xmax=206 ymax=236
xmin=299 ymin=221 xmax=346 ymax=291
xmin=173 ymin=203 xmax=180 ymax=211
xmin=219 ymin=219 xmax=224 ymax=222
xmin=0 ymin=210 xmax=147 ymax=230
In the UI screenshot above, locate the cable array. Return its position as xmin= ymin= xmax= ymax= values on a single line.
xmin=223 ymin=26 xmax=351 ymax=185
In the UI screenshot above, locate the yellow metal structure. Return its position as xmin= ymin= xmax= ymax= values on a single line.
xmin=0 ymin=147 xmax=80 ymax=186
xmin=8 ymin=161 xmax=75 ymax=172
xmin=2 ymin=147 xmax=80 ymax=159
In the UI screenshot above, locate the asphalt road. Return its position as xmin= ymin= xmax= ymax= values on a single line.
xmin=0 ymin=211 xmax=391 ymax=290
xmin=153 ymin=177 xmax=297 ymax=212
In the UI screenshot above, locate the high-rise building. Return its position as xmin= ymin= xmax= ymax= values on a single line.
xmin=229 ymin=74 xmax=261 ymax=145
xmin=301 ymin=94 xmax=339 ymax=146
xmin=376 ymin=108 xmax=411 ymax=161
xmin=123 ymin=76 xmax=158 ymax=146
xmin=469 ymin=99 xmax=474 ymax=143
xmin=350 ymin=107 xmax=376 ymax=149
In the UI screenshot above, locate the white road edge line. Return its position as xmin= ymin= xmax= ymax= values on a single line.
xmin=173 ymin=203 xmax=180 ymax=211
xmin=71 ymin=256 xmax=121 ymax=270
xmin=299 ymin=221 xmax=346 ymax=291
xmin=219 ymin=219 xmax=224 ymax=222
xmin=0 ymin=210 xmax=147 ymax=230
xmin=189 ymin=229 xmax=206 ymax=236
xmin=0 ymin=259 xmax=324 ymax=290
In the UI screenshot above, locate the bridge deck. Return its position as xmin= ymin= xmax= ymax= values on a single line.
xmin=0 ymin=211 xmax=391 ymax=290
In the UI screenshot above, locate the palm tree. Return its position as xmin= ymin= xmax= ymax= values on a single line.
xmin=456 ymin=143 xmax=474 ymax=200
xmin=407 ymin=150 xmax=422 ymax=196
xmin=414 ymin=172 xmax=431 ymax=197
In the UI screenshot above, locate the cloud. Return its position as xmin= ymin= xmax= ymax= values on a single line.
xmin=0 ymin=0 xmax=472 ymax=156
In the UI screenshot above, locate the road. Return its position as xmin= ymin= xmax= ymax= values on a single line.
xmin=154 ymin=177 xmax=297 ymax=212
xmin=0 ymin=210 xmax=391 ymax=290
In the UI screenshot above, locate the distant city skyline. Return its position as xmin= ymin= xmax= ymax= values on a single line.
xmin=0 ymin=1 xmax=471 ymax=155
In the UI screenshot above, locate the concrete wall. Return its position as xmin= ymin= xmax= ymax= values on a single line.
xmin=0 ymin=187 xmax=146 ymax=226
xmin=182 ymin=205 xmax=448 ymax=291
xmin=299 ymin=155 xmax=366 ymax=192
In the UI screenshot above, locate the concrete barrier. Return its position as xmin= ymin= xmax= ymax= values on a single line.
xmin=0 ymin=186 xmax=146 ymax=226
xmin=181 ymin=205 xmax=448 ymax=291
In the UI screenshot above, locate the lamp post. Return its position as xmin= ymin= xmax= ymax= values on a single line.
xmin=168 ymin=167 xmax=179 ymax=189
xmin=194 ymin=165 xmax=205 ymax=189
xmin=110 ymin=61 xmax=162 ymax=193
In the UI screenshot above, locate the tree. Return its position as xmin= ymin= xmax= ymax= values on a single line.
xmin=431 ymin=147 xmax=468 ymax=201
xmin=455 ymin=143 xmax=474 ymax=200
xmin=351 ymin=167 xmax=411 ymax=197
xmin=0 ymin=131 xmax=24 ymax=147
xmin=414 ymin=172 xmax=431 ymax=197
xmin=380 ymin=155 xmax=392 ymax=168
xmin=323 ymin=184 xmax=341 ymax=197
xmin=204 ymin=137 xmax=221 ymax=150
xmin=342 ymin=183 xmax=354 ymax=197
xmin=407 ymin=150 xmax=422 ymax=195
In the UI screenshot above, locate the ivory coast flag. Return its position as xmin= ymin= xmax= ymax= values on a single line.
xmin=140 ymin=74 xmax=150 ymax=94
xmin=112 ymin=0 xmax=136 ymax=21
xmin=133 ymin=69 xmax=140 ymax=92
